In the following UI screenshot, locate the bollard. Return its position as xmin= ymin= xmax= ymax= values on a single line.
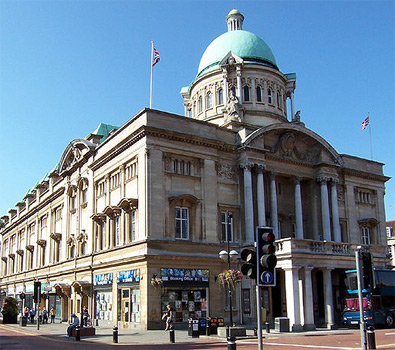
xmin=169 ymin=328 xmax=175 ymax=343
xmin=206 ymin=321 xmax=211 ymax=336
xmin=367 ymin=326 xmax=376 ymax=350
xmin=113 ymin=326 xmax=118 ymax=343
xmin=253 ymin=327 xmax=257 ymax=336
xmin=265 ymin=321 xmax=270 ymax=333
xmin=227 ymin=336 xmax=237 ymax=350
xmin=75 ymin=326 xmax=80 ymax=341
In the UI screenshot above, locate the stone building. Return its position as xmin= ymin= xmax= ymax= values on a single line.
xmin=0 ymin=10 xmax=390 ymax=331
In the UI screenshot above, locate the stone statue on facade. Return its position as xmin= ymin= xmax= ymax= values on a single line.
xmin=225 ymin=90 xmax=243 ymax=122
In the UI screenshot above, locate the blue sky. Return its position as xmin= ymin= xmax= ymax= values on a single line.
xmin=0 ymin=0 xmax=394 ymax=220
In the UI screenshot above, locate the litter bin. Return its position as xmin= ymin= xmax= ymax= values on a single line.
xmin=275 ymin=317 xmax=289 ymax=332
xmin=210 ymin=317 xmax=218 ymax=334
xmin=20 ymin=316 xmax=27 ymax=327
xmin=188 ymin=319 xmax=199 ymax=338
xmin=217 ymin=317 xmax=224 ymax=328
xmin=198 ymin=318 xmax=207 ymax=335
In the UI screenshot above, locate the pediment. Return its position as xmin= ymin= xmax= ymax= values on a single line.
xmin=58 ymin=139 xmax=96 ymax=176
xmin=243 ymin=124 xmax=344 ymax=167
xmin=219 ymin=51 xmax=243 ymax=67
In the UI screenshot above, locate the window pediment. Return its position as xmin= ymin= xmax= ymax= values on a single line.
xmin=358 ymin=218 xmax=379 ymax=227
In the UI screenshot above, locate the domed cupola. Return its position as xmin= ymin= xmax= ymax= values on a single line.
xmin=181 ymin=10 xmax=297 ymax=133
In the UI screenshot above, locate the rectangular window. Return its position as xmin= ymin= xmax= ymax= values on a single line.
xmin=130 ymin=210 xmax=136 ymax=242
xmin=115 ymin=216 xmax=120 ymax=246
xmin=221 ymin=212 xmax=233 ymax=242
xmin=362 ymin=227 xmax=370 ymax=245
xmin=175 ymin=207 xmax=189 ymax=239
xmin=256 ymin=86 xmax=262 ymax=102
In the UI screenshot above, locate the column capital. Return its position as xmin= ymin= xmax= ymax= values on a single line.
xmin=239 ymin=160 xmax=254 ymax=170
xmin=316 ymin=175 xmax=330 ymax=183
xmin=256 ymin=163 xmax=266 ymax=171
xmin=293 ymin=176 xmax=303 ymax=184
xmin=269 ymin=171 xmax=278 ymax=180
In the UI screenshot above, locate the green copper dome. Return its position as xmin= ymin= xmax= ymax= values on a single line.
xmin=197 ymin=30 xmax=278 ymax=77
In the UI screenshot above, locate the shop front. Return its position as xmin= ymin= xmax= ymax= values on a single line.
xmin=93 ymin=272 xmax=113 ymax=327
xmin=116 ymin=269 xmax=140 ymax=329
xmin=160 ymin=268 xmax=209 ymax=325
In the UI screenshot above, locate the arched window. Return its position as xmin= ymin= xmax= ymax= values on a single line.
xmin=277 ymin=92 xmax=280 ymax=107
xmin=256 ymin=86 xmax=262 ymax=102
xmin=198 ymin=96 xmax=203 ymax=113
xmin=218 ymin=88 xmax=223 ymax=105
xmin=243 ymin=86 xmax=250 ymax=102
xmin=206 ymin=91 xmax=212 ymax=108
xmin=268 ymin=88 xmax=273 ymax=104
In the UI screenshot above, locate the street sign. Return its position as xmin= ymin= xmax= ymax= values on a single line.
xmin=259 ymin=269 xmax=276 ymax=287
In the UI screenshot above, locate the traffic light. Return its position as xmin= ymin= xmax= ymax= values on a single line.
xmin=240 ymin=248 xmax=257 ymax=280
xmin=361 ymin=252 xmax=374 ymax=290
xmin=256 ymin=226 xmax=277 ymax=286
xmin=33 ymin=281 xmax=41 ymax=304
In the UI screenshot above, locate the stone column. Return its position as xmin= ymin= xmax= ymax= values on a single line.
xmin=256 ymin=164 xmax=266 ymax=227
xmin=330 ymin=180 xmax=341 ymax=242
xmin=323 ymin=268 xmax=335 ymax=329
xmin=269 ymin=172 xmax=279 ymax=237
xmin=284 ymin=268 xmax=303 ymax=332
xmin=236 ymin=65 xmax=242 ymax=99
xmin=294 ymin=176 xmax=304 ymax=239
xmin=290 ymin=92 xmax=295 ymax=120
xmin=241 ymin=161 xmax=254 ymax=244
xmin=303 ymin=268 xmax=316 ymax=330
xmin=318 ymin=176 xmax=331 ymax=241
xmin=252 ymin=78 xmax=257 ymax=108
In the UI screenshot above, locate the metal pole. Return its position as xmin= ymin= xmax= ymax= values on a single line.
xmin=227 ymin=212 xmax=233 ymax=327
xmin=256 ymin=283 xmax=263 ymax=350
xmin=356 ymin=248 xmax=367 ymax=350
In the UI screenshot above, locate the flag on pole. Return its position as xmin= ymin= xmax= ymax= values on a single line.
xmin=361 ymin=116 xmax=369 ymax=130
xmin=152 ymin=47 xmax=160 ymax=66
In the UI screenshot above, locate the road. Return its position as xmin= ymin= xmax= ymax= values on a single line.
xmin=0 ymin=324 xmax=394 ymax=350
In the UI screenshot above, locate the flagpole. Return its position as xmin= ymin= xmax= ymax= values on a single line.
xmin=368 ymin=112 xmax=373 ymax=160
xmin=149 ymin=41 xmax=154 ymax=109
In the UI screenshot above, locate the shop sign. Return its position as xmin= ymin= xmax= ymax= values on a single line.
xmin=41 ymin=282 xmax=53 ymax=292
xmin=160 ymin=268 xmax=209 ymax=282
xmin=25 ymin=284 xmax=34 ymax=293
xmin=117 ymin=269 xmax=140 ymax=283
xmin=94 ymin=272 xmax=113 ymax=286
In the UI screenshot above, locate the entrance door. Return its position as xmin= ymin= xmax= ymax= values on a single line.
xmin=121 ymin=288 xmax=130 ymax=327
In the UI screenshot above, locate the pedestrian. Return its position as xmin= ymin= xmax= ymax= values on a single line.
xmin=82 ymin=306 xmax=89 ymax=327
xmin=67 ymin=313 xmax=80 ymax=337
xmin=42 ymin=308 xmax=48 ymax=323
xmin=29 ymin=309 xmax=35 ymax=323
xmin=24 ymin=307 xmax=29 ymax=319
xmin=50 ymin=307 xmax=55 ymax=323
xmin=162 ymin=304 xmax=174 ymax=331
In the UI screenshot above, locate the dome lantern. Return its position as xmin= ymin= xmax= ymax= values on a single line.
xmin=226 ymin=9 xmax=244 ymax=31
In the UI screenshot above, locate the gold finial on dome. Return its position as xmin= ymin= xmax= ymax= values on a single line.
xmin=226 ymin=9 xmax=244 ymax=32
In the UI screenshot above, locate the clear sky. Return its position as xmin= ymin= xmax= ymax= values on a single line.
xmin=0 ymin=0 xmax=394 ymax=220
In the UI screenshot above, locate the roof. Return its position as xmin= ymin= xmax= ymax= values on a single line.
xmin=90 ymin=122 xmax=119 ymax=143
xmin=197 ymin=30 xmax=278 ymax=77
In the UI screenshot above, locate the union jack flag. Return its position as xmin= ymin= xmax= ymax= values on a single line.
xmin=152 ymin=47 xmax=160 ymax=66
xmin=362 ymin=116 xmax=369 ymax=130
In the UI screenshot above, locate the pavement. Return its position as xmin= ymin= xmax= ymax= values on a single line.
xmin=0 ymin=320 xmax=359 ymax=346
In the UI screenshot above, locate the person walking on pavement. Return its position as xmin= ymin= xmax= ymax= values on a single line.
xmin=50 ymin=307 xmax=55 ymax=323
xmin=42 ymin=308 xmax=48 ymax=324
xmin=162 ymin=304 xmax=174 ymax=331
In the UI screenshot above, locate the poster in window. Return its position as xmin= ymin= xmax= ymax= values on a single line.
xmin=194 ymin=291 xmax=201 ymax=302
xmin=242 ymin=289 xmax=250 ymax=314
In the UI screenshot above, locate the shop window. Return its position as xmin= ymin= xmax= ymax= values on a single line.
xmin=221 ymin=212 xmax=233 ymax=242
xmin=218 ymin=88 xmax=224 ymax=105
xmin=243 ymin=86 xmax=250 ymax=102
xmin=256 ymin=86 xmax=262 ymax=102
xmin=175 ymin=207 xmax=189 ymax=240
xmin=161 ymin=288 xmax=208 ymax=322
xmin=96 ymin=290 xmax=113 ymax=321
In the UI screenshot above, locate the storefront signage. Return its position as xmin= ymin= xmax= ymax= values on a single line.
xmin=160 ymin=268 xmax=209 ymax=282
xmin=94 ymin=272 xmax=113 ymax=286
xmin=117 ymin=269 xmax=140 ymax=283
xmin=41 ymin=282 xmax=53 ymax=292
xmin=25 ymin=284 xmax=34 ymax=293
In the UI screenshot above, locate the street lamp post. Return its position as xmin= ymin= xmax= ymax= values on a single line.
xmin=219 ymin=212 xmax=239 ymax=328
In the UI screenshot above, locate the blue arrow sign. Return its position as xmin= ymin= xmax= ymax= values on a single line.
xmin=262 ymin=271 xmax=274 ymax=284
